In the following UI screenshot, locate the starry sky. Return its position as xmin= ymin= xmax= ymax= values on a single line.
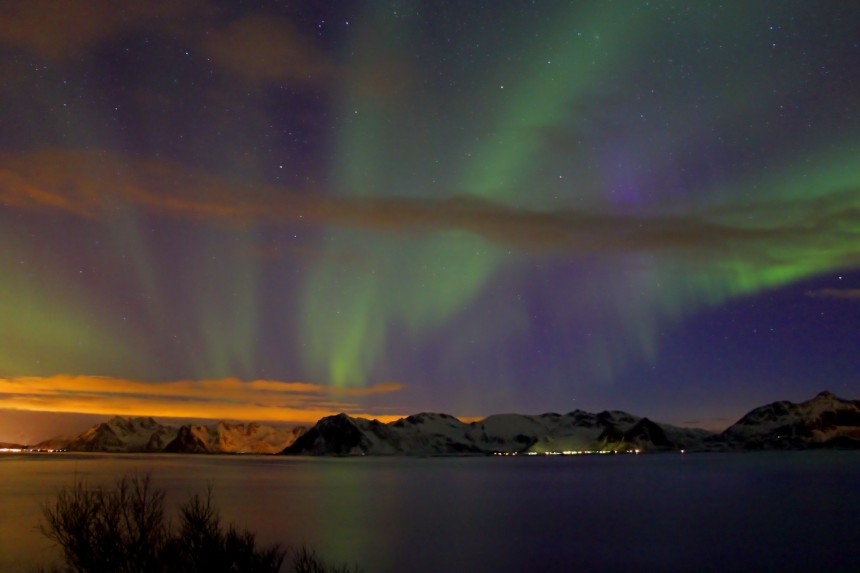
xmin=2 ymin=1 xmax=860 ymax=443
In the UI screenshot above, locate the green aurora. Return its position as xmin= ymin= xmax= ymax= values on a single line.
xmin=1 ymin=1 xmax=859 ymax=429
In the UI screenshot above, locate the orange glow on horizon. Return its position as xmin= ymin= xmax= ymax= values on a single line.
xmin=0 ymin=375 xmax=407 ymax=425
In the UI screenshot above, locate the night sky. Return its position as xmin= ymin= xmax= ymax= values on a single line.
xmin=2 ymin=1 xmax=860 ymax=443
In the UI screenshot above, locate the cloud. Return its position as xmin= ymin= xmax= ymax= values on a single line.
xmin=0 ymin=375 xmax=405 ymax=424
xmin=0 ymin=0 xmax=208 ymax=60
xmin=0 ymin=148 xmax=268 ymax=220
xmin=805 ymin=288 xmax=860 ymax=300
xmin=3 ymin=148 xmax=860 ymax=271
xmin=0 ymin=2 xmax=329 ymax=88
xmin=201 ymin=15 xmax=332 ymax=85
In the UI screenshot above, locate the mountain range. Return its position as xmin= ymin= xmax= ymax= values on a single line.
xmin=281 ymin=410 xmax=712 ymax=455
xmin=29 ymin=417 xmax=306 ymax=454
xmin=17 ymin=390 xmax=860 ymax=455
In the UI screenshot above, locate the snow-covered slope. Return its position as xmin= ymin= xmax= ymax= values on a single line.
xmin=165 ymin=422 xmax=305 ymax=454
xmin=0 ymin=441 xmax=26 ymax=450
xmin=721 ymin=391 xmax=860 ymax=449
xmin=29 ymin=436 xmax=75 ymax=451
xmin=37 ymin=417 xmax=305 ymax=454
xmin=278 ymin=413 xmax=484 ymax=456
xmin=55 ymin=416 xmax=178 ymax=453
xmin=282 ymin=410 xmax=713 ymax=456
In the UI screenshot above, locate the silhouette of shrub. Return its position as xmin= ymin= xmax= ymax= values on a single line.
xmin=41 ymin=474 xmax=171 ymax=573
xmin=290 ymin=545 xmax=362 ymax=573
xmin=40 ymin=473 xmax=359 ymax=573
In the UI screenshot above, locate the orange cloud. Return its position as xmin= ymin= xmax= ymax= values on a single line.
xmin=0 ymin=148 xmax=270 ymax=220
xmin=0 ymin=2 xmax=330 ymax=89
xmin=0 ymin=375 xmax=405 ymax=425
xmin=805 ymin=288 xmax=860 ymax=300
xmin=0 ymin=0 xmax=209 ymax=60
xmin=202 ymin=15 xmax=332 ymax=85
xmin=4 ymin=148 xmax=860 ymax=269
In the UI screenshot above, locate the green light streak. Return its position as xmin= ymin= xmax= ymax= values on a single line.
xmin=460 ymin=5 xmax=647 ymax=206
xmin=191 ymin=227 xmax=260 ymax=379
xmin=302 ymin=4 xmax=650 ymax=387
xmin=0 ymin=233 xmax=136 ymax=377
xmin=303 ymin=233 xmax=498 ymax=387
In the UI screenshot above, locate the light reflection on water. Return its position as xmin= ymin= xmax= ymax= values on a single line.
xmin=2 ymin=452 xmax=860 ymax=572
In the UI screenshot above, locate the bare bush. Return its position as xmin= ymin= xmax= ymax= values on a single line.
xmin=40 ymin=474 xmax=358 ymax=572
xmin=291 ymin=545 xmax=363 ymax=573
xmin=41 ymin=474 xmax=167 ymax=573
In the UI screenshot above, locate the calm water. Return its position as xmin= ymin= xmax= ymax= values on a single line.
xmin=1 ymin=452 xmax=859 ymax=572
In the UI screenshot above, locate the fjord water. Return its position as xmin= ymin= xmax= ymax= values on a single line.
xmin=2 ymin=453 xmax=859 ymax=572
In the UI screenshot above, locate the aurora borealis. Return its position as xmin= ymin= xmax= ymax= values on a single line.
xmin=2 ymin=1 xmax=860 ymax=443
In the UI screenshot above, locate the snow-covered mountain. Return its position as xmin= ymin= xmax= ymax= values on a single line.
xmin=35 ymin=417 xmax=305 ymax=454
xmin=26 ymin=390 xmax=859 ymax=455
xmin=281 ymin=410 xmax=714 ymax=456
xmin=48 ymin=416 xmax=179 ymax=453
xmin=721 ymin=391 xmax=860 ymax=449
xmin=164 ymin=422 xmax=306 ymax=454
